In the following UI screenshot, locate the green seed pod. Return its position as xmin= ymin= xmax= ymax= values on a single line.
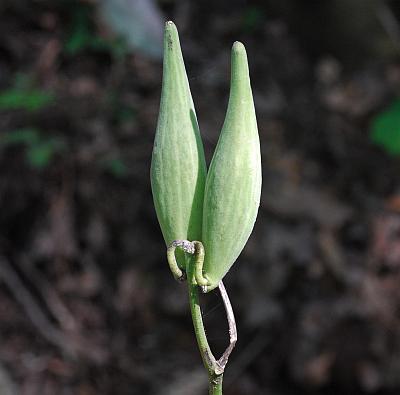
xmin=201 ymin=42 xmax=261 ymax=291
xmin=151 ymin=22 xmax=207 ymax=274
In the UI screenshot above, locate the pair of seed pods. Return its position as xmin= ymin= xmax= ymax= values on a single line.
xmin=151 ymin=22 xmax=261 ymax=292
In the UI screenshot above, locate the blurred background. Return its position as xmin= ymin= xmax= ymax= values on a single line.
xmin=2 ymin=0 xmax=400 ymax=394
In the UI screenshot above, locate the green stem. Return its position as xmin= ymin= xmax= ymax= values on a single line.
xmin=167 ymin=240 xmax=236 ymax=395
xmin=208 ymin=374 xmax=223 ymax=395
xmin=187 ymin=256 xmax=224 ymax=394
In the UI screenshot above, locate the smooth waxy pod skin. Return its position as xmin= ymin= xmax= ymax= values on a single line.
xmin=202 ymin=42 xmax=262 ymax=291
xmin=151 ymin=22 xmax=206 ymax=269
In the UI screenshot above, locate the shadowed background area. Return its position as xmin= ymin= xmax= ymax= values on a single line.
xmin=2 ymin=0 xmax=400 ymax=394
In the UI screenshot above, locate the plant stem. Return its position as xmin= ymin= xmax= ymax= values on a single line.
xmin=167 ymin=240 xmax=236 ymax=395
xmin=209 ymin=374 xmax=223 ymax=395
xmin=187 ymin=256 xmax=224 ymax=394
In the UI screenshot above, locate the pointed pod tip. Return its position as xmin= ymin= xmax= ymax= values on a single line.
xmin=230 ymin=41 xmax=249 ymax=79
xmin=232 ymin=41 xmax=246 ymax=54
xmin=164 ymin=21 xmax=180 ymax=53
xmin=231 ymin=41 xmax=248 ymax=66
xmin=165 ymin=20 xmax=177 ymax=34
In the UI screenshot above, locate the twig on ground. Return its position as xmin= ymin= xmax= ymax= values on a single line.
xmin=18 ymin=254 xmax=80 ymax=332
xmin=0 ymin=256 xmax=108 ymax=364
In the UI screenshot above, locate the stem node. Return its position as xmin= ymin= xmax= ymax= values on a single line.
xmin=168 ymin=240 xmax=237 ymax=395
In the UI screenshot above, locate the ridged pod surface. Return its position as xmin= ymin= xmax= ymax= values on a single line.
xmin=151 ymin=22 xmax=206 ymax=268
xmin=202 ymin=42 xmax=261 ymax=291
